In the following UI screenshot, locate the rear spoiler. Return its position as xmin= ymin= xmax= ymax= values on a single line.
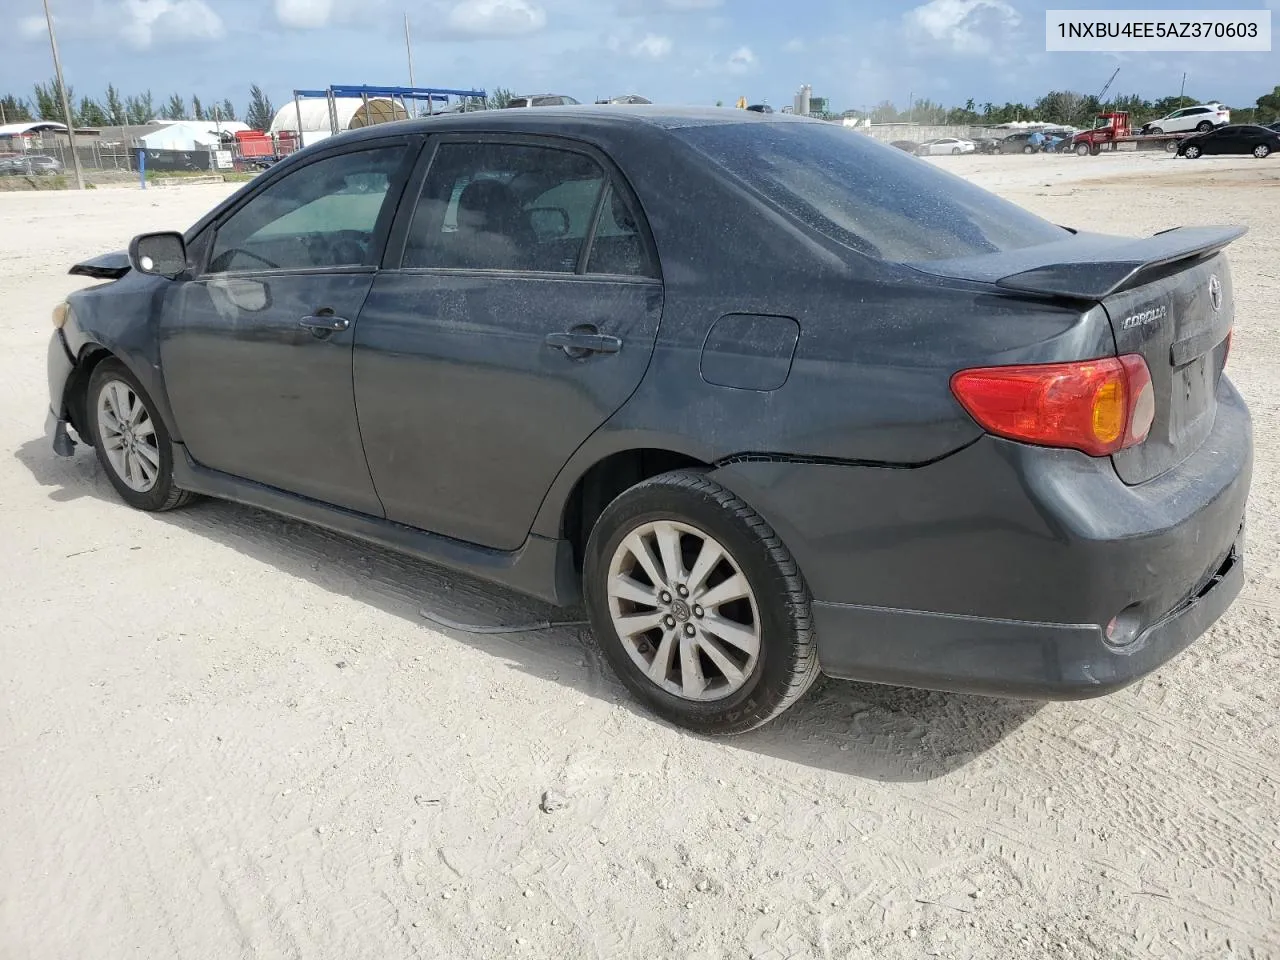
xmin=69 ymin=250 xmax=130 ymax=280
xmin=909 ymin=225 xmax=1246 ymax=301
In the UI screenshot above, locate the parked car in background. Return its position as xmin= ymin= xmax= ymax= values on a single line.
xmin=916 ymin=137 xmax=975 ymax=156
xmin=1141 ymin=103 xmax=1230 ymax=135
xmin=1265 ymin=121 xmax=1280 ymax=134
xmin=44 ymin=108 xmax=1250 ymax=735
xmin=888 ymin=140 xmax=919 ymax=154
xmin=0 ymin=154 xmax=64 ymax=175
xmin=972 ymin=137 xmax=1000 ymax=154
xmin=505 ymin=94 xmax=581 ymax=108
xmin=597 ymin=95 xmax=652 ymax=105
xmin=745 ymin=104 xmax=774 ymax=113
xmin=1177 ymin=124 xmax=1280 ymax=159
xmin=996 ymin=132 xmax=1039 ymax=154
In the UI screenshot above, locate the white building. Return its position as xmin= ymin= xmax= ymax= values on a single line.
xmin=138 ymin=120 xmax=250 ymax=151
xmin=268 ymin=97 xmax=410 ymax=148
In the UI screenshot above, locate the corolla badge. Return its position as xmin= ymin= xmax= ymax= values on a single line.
xmin=1209 ymin=275 xmax=1223 ymax=312
xmin=1120 ymin=304 xmax=1167 ymax=330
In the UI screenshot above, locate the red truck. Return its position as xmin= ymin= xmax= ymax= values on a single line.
xmin=1068 ymin=112 xmax=1185 ymax=156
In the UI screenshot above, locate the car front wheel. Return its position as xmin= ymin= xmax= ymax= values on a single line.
xmin=583 ymin=471 xmax=819 ymax=735
xmin=1184 ymin=145 xmax=1202 ymax=159
xmin=87 ymin=358 xmax=195 ymax=512
xmin=1254 ymin=144 xmax=1271 ymax=158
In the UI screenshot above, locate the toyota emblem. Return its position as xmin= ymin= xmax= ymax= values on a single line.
xmin=1209 ymin=275 xmax=1223 ymax=312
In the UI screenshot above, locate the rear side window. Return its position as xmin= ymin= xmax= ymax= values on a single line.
xmin=675 ymin=121 xmax=1066 ymax=262
xmin=402 ymin=141 xmax=655 ymax=277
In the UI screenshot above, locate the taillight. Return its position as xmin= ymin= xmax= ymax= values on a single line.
xmin=950 ymin=355 xmax=1155 ymax=457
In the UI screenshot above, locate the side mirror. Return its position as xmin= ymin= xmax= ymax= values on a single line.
xmin=129 ymin=231 xmax=188 ymax=278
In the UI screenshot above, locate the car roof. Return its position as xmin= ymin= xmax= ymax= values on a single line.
xmin=329 ymin=104 xmax=827 ymax=144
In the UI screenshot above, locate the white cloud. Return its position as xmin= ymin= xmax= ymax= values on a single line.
xmin=448 ymin=0 xmax=547 ymax=36
xmin=783 ymin=37 xmax=805 ymax=53
xmin=120 ymin=0 xmax=225 ymax=47
xmin=19 ymin=15 xmax=49 ymax=39
xmin=905 ymin=0 xmax=1020 ymax=56
xmin=632 ymin=33 xmax=672 ymax=58
xmin=725 ymin=45 xmax=756 ymax=74
xmin=275 ymin=0 xmax=334 ymax=28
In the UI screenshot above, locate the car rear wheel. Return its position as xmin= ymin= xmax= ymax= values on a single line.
xmin=87 ymin=358 xmax=196 ymax=512
xmin=1184 ymin=145 xmax=1202 ymax=159
xmin=583 ymin=471 xmax=819 ymax=735
xmin=1196 ymin=121 xmax=1213 ymax=133
xmin=1254 ymin=144 xmax=1271 ymax=158
xmin=1149 ymin=127 xmax=1164 ymax=135
xmin=1022 ymin=145 xmax=1035 ymax=154
xmin=1165 ymin=139 xmax=1180 ymax=153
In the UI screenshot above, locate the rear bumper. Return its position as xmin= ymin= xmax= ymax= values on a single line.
xmin=809 ymin=535 xmax=1242 ymax=698
xmin=710 ymin=377 xmax=1252 ymax=699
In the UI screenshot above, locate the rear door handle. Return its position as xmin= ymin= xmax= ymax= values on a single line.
xmin=299 ymin=314 xmax=350 ymax=333
xmin=545 ymin=328 xmax=622 ymax=358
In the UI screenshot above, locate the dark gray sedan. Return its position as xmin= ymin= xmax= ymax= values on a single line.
xmin=45 ymin=108 xmax=1251 ymax=733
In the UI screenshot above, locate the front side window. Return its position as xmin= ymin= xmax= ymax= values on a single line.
xmin=402 ymin=141 xmax=654 ymax=277
xmin=207 ymin=146 xmax=405 ymax=274
xmin=677 ymin=121 xmax=1065 ymax=262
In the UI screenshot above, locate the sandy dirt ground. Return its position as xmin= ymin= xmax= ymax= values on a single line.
xmin=1 ymin=151 xmax=1278 ymax=960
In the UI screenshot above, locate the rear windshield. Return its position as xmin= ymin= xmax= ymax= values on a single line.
xmin=673 ymin=121 xmax=1067 ymax=261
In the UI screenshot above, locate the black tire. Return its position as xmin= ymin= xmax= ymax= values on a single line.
xmin=1023 ymin=145 xmax=1035 ymax=154
xmin=1255 ymin=145 xmax=1271 ymax=159
xmin=1149 ymin=127 xmax=1164 ymax=135
xmin=1196 ymin=121 xmax=1213 ymax=133
xmin=1075 ymin=142 xmax=1090 ymax=157
xmin=583 ymin=471 xmax=820 ymax=735
xmin=950 ymin=147 xmax=961 ymax=155
xmin=86 ymin=358 xmax=196 ymax=512
xmin=1165 ymin=139 xmax=1179 ymax=153
xmin=1184 ymin=145 xmax=1201 ymax=159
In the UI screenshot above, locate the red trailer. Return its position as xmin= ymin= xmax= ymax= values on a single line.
xmin=1068 ymin=112 xmax=1184 ymax=156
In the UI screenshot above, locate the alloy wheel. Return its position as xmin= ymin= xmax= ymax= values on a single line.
xmin=96 ymin=379 xmax=160 ymax=493
xmin=1185 ymin=146 xmax=1201 ymax=159
xmin=1255 ymin=145 xmax=1270 ymax=158
xmin=606 ymin=519 xmax=760 ymax=702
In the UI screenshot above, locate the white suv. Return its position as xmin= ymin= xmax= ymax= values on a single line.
xmin=1144 ymin=103 xmax=1230 ymax=135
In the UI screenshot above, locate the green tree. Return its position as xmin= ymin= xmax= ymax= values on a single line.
xmin=245 ymin=84 xmax=274 ymax=131
xmin=870 ymin=100 xmax=898 ymax=123
xmin=192 ymin=95 xmax=204 ymax=121
xmin=486 ymin=87 xmax=513 ymax=110
xmin=1256 ymin=85 xmax=1280 ymax=122
xmin=124 ymin=91 xmax=155 ymax=124
xmin=33 ymin=79 xmax=74 ymax=123
xmin=220 ymin=98 xmax=237 ymax=121
xmin=163 ymin=93 xmax=186 ymax=120
xmin=104 ymin=84 xmax=126 ymax=125
xmin=78 ymin=96 xmax=108 ymax=127
xmin=0 ymin=94 xmax=34 ymax=123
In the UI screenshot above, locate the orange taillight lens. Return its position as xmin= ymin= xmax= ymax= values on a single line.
xmin=950 ymin=355 xmax=1154 ymax=457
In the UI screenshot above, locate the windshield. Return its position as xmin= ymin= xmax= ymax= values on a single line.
xmin=674 ymin=120 xmax=1066 ymax=262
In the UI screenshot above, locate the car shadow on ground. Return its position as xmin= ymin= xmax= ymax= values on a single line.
xmin=14 ymin=437 xmax=1043 ymax=784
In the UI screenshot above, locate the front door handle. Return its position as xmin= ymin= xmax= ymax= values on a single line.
xmin=545 ymin=327 xmax=622 ymax=359
xmin=299 ymin=314 xmax=350 ymax=334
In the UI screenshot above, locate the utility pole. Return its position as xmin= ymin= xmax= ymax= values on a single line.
xmin=404 ymin=13 xmax=417 ymax=117
xmin=42 ymin=0 xmax=84 ymax=188
xmin=1179 ymin=72 xmax=1187 ymax=109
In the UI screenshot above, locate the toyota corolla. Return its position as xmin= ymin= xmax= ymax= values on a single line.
xmin=44 ymin=108 xmax=1251 ymax=734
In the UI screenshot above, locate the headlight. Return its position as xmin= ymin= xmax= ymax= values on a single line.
xmin=52 ymin=302 xmax=71 ymax=329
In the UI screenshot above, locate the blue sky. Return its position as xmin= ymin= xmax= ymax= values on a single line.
xmin=2 ymin=0 xmax=1276 ymax=118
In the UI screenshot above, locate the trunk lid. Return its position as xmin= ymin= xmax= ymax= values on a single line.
xmin=1102 ymin=252 xmax=1233 ymax=484
xmin=908 ymin=225 xmax=1243 ymax=484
